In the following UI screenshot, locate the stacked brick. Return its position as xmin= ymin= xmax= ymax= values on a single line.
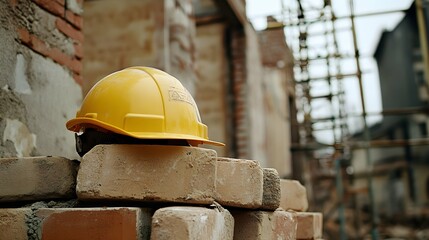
xmin=0 ymin=145 xmax=323 ymax=239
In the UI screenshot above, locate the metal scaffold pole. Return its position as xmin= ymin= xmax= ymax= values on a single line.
xmin=348 ymin=0 xmax=378 ymax=239
xmin=252 ymin=0 xmax=429 ymax=238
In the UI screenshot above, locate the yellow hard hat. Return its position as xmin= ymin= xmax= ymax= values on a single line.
xmin=66 ymin=66 xmax=224 ymax=146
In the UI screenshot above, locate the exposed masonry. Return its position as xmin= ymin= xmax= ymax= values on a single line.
xmin=1 ymin=0 xmax=82 ymax=159
xmin=15 ymin=0 xmax=83 ymax=85
xmin=0 ymin=146 xmax=323 ymax=239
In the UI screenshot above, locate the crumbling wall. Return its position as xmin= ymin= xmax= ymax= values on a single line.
xmin=0 ymin=0 xmax=83 ymax=159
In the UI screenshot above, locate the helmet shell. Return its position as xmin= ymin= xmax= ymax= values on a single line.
xmin=66 ymin=67 xmax=224 ymax=146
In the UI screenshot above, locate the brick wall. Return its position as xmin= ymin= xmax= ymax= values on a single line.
xmin=15 ymin=0 xmax=83 ymax=85
xmin=0 ymin=0 xmax=82 ymax=158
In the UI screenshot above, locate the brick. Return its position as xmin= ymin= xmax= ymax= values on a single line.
xmin=296 ymin=212 xmax=323 ymax=240
xmin=10 ymin=0 xmax=18 ymax=8
xmin=18 ymin=27 xmax=81 ymax=74
xmin=280 ymin=179 xmax=308 ymax=211
xmin=35 ymin=207 xmax=152 ymax=240
xmin=65 ymin=10 xmax=83 ymax=29
xmin=77 ymin=145 xmax=217 ymax=205
xmin=55 ymin=17 xmax=84 ymax=42
xmin=33 ymin=0 xmax=64 ymax=17
xmin=0 ymin=156 xmax=78 ymax=202
xmin=232 ymin=209 xmax=296 ymax=240
xmin=73 ymin=72 xmax=83 ymax=86
xmin=54 ymin=0 xmax=65 ymax=5
xmin=74 ymin=42 xmax=83 ymax=59
xmin=0 ymin=208 xmax=31 ymax=240
xmin=18 ymin=27 xmax=31 ymax=45
xmin=261 ymin=168 xmax=281 ymax=210
xmin=151 ymin=206 xmax=234 ymax=240
xmin=70 ymin=58 xmax=82 ymax=73
xmin=215 ymin=157 xmax=263 ymax=208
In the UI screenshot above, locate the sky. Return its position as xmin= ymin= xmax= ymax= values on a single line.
xmin=246 ymin=0 xmax=414 ymax=143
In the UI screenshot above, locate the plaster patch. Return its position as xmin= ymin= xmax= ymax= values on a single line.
xmin=3 ymin=118 xmax=36 ymax=157
xmin=66 ymin=0 xmax=83 ymax=14
xmin=14 ymin=54 xmax=32 ymax=94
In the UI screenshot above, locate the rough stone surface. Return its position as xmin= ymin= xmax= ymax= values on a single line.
xmin=280 ymin=179 xmax=309 ymax=211
xmin=151 ymin=206 xmax=234 ymax=240
xmin=296 ymin=212 xmax=323 ymax=240
xmin=215 ymin=157 xmax=263 ymax=208
xmin=36 ymin=207 xmax=152 ymax=240
xmin=0 ymin=156 xmax=78 ymax=202
xmin=232 ymin=209 xmax=297 ymax=240
xmin=0 ymin=208 xmax=31 ymax=240
xmin=77 ymin=144 xmax=217 ymax=205
xmin=261 ymin=168 xmax=281 ymax=210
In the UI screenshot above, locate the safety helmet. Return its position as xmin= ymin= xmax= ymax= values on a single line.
xmin=66 ymin=66 xmax=224 ymax=146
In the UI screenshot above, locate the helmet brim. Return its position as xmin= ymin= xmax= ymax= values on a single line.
xmin=66 ymin=117 xmax=225 ymax=146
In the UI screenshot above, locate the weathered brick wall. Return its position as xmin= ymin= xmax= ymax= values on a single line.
xmin=0 ymin=0 xmax=82 ymax=159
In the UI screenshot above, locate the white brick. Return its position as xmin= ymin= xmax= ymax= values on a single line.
xmin=0 ymin=156 xmax=78 ymax=202
xmin=151 ymin=206 xmax=234 ymax=240
xmin=77 ymin=145 xmax=217 ymax=205
xmin=280 ymin=179 xmax=308 ymax=211
xmin=296 ymin=212 xmax=323 ymax=239
xmin=215 ymin=157 xmax=263 ymax=208
xmin=232 ymin=209 xmax=297 ymax=240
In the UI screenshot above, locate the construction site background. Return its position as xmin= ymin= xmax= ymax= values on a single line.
xmin=0 ymin=0 xmax=428 ymax=239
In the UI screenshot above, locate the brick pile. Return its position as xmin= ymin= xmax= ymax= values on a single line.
xmin=0 ymin=145 xmax=323 ymax=239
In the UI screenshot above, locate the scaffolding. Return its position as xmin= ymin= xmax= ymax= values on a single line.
xmin=251 ymin=0 xmax=429 ymax=239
